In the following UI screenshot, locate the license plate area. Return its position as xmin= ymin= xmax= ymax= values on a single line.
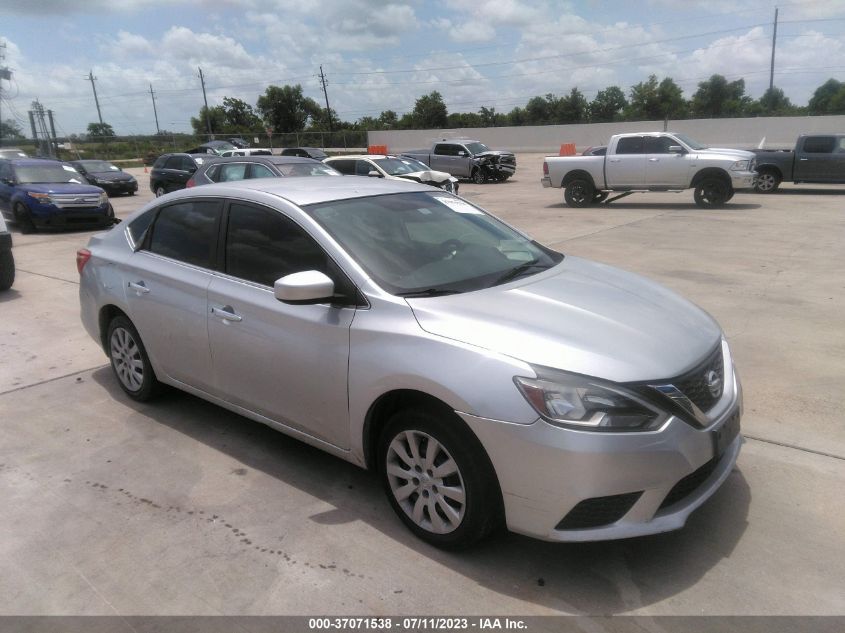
xmin=711 ymin=410 xmax=741 ymax=458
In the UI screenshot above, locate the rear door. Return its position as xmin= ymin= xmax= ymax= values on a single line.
xmin=794 ymin=136 xmax=839 ymax=182
xmin=605 ymin=136 xmax=646 ymax=188
xmin=123 ymin=198 xmax=222 ymax=391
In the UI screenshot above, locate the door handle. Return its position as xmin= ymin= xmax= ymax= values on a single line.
xmin=211 ymin=306 xmax=243 ymax=322
xmin=799 ymin=158 xmax=808 ymax=161
xmin=128 ymin=281 xmax=150 ymax=295
xmin=609 ymin=158 xmax=621 ymax=162
xmin=648 ymin=158 xmax=659 ymax=162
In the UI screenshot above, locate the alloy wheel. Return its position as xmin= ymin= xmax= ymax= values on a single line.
xmin=110 ymin=327 xmax=144 ymax=392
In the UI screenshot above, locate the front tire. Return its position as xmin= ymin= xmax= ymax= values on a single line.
xmin=0 ymin=249 xmax=14 ymax=291
xmin=107 ymin=316 xmax=162 ymax=401
xmin=379 ymin=408 xmax=502 ymax=549
xmin=471 ymin=168 xmax=486 ymax=185
xmin=564 ymin=178 xmax=595 ymax=207
xmin=754 ymin=169 xmax=781 ymax=193
xmin=14 ymin=203 xmax=36 ymax=234
xmin=694 ymin=178 xmax=730 ymax=208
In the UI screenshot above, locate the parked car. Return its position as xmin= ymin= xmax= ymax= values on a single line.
xmin=402 ymin=139 xmax=516 ymax=183
xmin=149 ymin=153 xmax=219 ymax=197
xmin=0 ymin=148 xmax=28 ymax=160
xmin=187 ymin=155 xmax=340 ymax=187
xmin=183 ymin=140 xmax=237 ymax=156
xmin=227 ymin=137 xmax=250 ymax=149
xmin=78 ymin=176 xmax=742 ymax=548
xmin=752 ymin=134 xmax=845 ymax=192
xmin=220 ymin=148 xmax=273 ymax=157
xmin=0 ymin=158 xmax=113 ymax=232
xmin=542 ymin=132 xmax=757 ymax=208
xmin=324 ymin=154 xmax=459 ymax=194
xmin=69 ymin=159 xmax=138 ymax=196
xmin=0 ymin=213 xmax=13 ymax=291
xmin=280 ymin=147 xmax=329 ymax=161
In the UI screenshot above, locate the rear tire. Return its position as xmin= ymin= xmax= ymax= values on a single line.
xmin=154 ymin=185 xmax=166 ymax=198
xmin=564 ymin=178 xmax=595 ymax=207
xmin=107 ymin=316 xmax=162 ymax=401
xmin=0 ymin=249 xmax=14 ymax=291
xmin=754 ymin=169 xmax=781 ymax=193
xmin=379 ymin=408 xmax=502 ymax=549
xmin=693 ymin=178 xmax=730 ymax=208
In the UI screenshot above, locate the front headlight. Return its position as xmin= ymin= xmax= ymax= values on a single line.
xmin=730 ymin=160 xmax=750 ymax=171
xmin=515 ymin=369 xmax=668 ymax=432
xmin=27 ymin=192 xmax=51 ymax=203
xmin=98 ymin=192 xmax=108 ymax=205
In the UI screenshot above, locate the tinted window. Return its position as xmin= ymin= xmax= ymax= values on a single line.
xmin=645 ymin=136 xmax=677 ymax=154
xmin=434 ymin=144 xmax=457 ymax=156
xmin=164 ymin=156 xmax=183 ymax=169
xmin=616 ymin=137 xmax=645 ymax=154
xmin=802 ymin=136 xmax=836 ymax=154
xmin=147 ymin=201 xmax=221 ymax=268
xmin=0 ymin=162 xmax=12 ymax=181
xmin=153 ymin=156 xmax=168 ymax=168
xmin=217 ymin=163 xmax=248 ymax=182
xmin=329 ymin=159 xmax=356 ymax=175
xmin=127 ymin=210 xmax=155 ymax=247
xmin=205 ymin=164 xmax=221 ymax=181
xmin=249 ymin=164 xmax=276 ymax=179
xmin=180 ymin=156 xmax=198 ymax=171
xmin=225 ymin=203 xmax=328 ymax=287
xmin=356 ymin=160 xmax=376 ymax=176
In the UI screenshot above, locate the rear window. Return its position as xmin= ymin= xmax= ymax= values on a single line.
xmin=802 ymin=136 xmax=836 ymax=154
xmin=146 ymin=200 xmax=222 ymax=268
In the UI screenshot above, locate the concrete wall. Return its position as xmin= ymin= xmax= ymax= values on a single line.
xmin=367 ymin=115 xmax=845 ymax=153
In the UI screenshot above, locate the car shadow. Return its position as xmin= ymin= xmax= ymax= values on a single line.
xmin=545 ymin=202 xmax=761 ymax=211
xmin=772 ymin=188 xmax=845 ymax=196
xmin=90 ymin=368 xmax=751 ymax=614
xmin=0 ymin=288 xmax=21 ymax=303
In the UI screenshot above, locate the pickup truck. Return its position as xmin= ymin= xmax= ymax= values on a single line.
xmin=542 ymin=132 xmax=757 ymax=208
xmin=751 ymin=134 xmax=845 ymax=193
xmin=402 ymin=139 xmax=516 ymax=184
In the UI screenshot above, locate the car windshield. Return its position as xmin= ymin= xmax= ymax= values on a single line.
xmin=16 ymin=164 xmax=86 ymax=184
xmin=465 ymin=142 xmax=490 ymax=154
xmin=79 ymin=160 xmax=118 ymax=172
xmin=674 ymin=134 xmax=708 ymax=150
xmin=276 ymin=163 xmax=340 ymax=177
xmin=374 ymin=158 xmax=429 ymax=176
xmin=304 ymin=191 xmax=562 ymax=296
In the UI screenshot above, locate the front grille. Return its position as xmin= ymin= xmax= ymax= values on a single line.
xmin=673 ymin=345 xmax=724 ymax=412
xmin=49 ymin=193 xmax=103 ymax=208
xmin=658 ymin=458 xmax=719 ymax=510
xmin=556 ymin=491 xmax=643 ymax=530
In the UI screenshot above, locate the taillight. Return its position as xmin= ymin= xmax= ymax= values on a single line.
xmin=186 ymin=177 xmax=196 ymax=188
xmin=543 ymin=161 xmax=549 ymax=175
xmin=76 ymin=249 xmax=92 ymax=274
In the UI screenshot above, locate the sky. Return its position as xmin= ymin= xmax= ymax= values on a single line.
xmin=1 ymin=0 xmax=845 ymax=136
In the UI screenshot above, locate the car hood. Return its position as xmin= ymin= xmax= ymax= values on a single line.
xmin=406 ymin=256 xmax=721 ymax=383
xmin=88 ymin=171 xmax=134 ymax=181
xmin=475 ymin=150 xmax=514 ymax=159
xmin=394 ymin=170 xmax=456 ymax=184
xmin=19 ymin=183 xmax=104 ymax=195
xmin=694 ymin=147 xmax=755 ymax=160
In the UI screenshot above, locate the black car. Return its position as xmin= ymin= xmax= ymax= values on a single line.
xmin=280 ymin=147 xmax=329 ymax=161
xmin=70 ymin=160 xmax=138 ymax=196
xmin=183 ymin=140 xmax=237 ymax=155
xmin=227 ymin=137 xmax=250 ymax=149
xmin=149 ymin=153 xmax=220 ymax=197
xmin=187 ymin=155 xmax=340 ymax=187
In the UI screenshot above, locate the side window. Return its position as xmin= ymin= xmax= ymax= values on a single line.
xmin=153 ymin=156 xmax=168 ymax=169
xmin=217 ymin=163 xmax=248 ymax=182
xmin=164 ymin=156 xmax=183 ymax=169
xmin=249 ymin=164 xmax=276 ymax=179
xmin=205 ymin=164 xmax=221 ymax=182
xmin=180 ymin=156 xmax=198 ymax=172
xmin=0 ymin=162 xmax=12 ymax=181
xmin=127 ymin=210 xmax=155 ymax=247
xmin=146 ymin=200 xmax=221 ymax=268
xmin=616 ymin=137 xmax=645 ymax=154
xmin=645 ymin=136 xmax=675 ymax=154
xmin=802 ymin=136 xmax=836 ymax=154
xmin=225 ymin=203 xmax=328 ymax=287
xmin=838 ymin=138 xmax=845 ymax=153
xmin=434 ymin=144 xmax=455 ymax=156
xmin=356 ymin=160 xmax=375 ymax=176
xmin=330 ymin=159 xmax=356 ymax=175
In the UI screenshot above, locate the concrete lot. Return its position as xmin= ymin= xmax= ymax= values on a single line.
xmin=1 ymin=158 xmax=843 ymax=615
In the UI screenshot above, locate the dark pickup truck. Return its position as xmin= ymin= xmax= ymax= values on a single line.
xmin=752 ymin=134 xmax=845 ymax=192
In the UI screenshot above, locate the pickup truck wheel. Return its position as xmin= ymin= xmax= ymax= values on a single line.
xmin=693 ymin=178 xmax=729 ymax=208
xmin=564 ymin=179 xmax=595 ymax=207
xmin=754 ymin=169 xmax=781 ymax=193
xmin=471 ymin=168 xmax=486 ymax=184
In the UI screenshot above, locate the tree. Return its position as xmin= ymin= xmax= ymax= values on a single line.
xmin=626 ymin=75 xmax=686 ymax=120
xmin=808 ymin=79 xmax=845 ymax=114
xmin=379 ymin=110 xmax=398 ymax=128
xmin=525 ymin=94 xmax=555 ymax=124
xmin=657 ymin=77 xmax=687 ymax=119
xmin=754 ymin=87 xmax=796 ymax=116
xmin=221 ymin=97 xmax=263 ymax=133
xmin=87 ymin=122 xmax=116 ymax=139
xmin=190 ymin=106 xmax=226 ymax=136
xmin=554 ymin=87 xmax=588 ymax=123
xmin=689 ymin=75 xmax=751 ymax=118
xmin=412 ymin=91 xmax=448 ymax=128
xmin=256 ymin=84 xmax=321 ymax=133
xmin=589 ymin=86 xmax=628 ymax=122
xmin=1 ymin=118 xmax=25 ymax=140
xmin=478 ymin=106 xmax=498 ymax=127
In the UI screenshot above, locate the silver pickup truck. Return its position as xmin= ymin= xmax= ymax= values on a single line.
xmin=402 ymin=139 xmax=516 ymax=184
xmin=542 ymin=132 xmax=757 ymax=208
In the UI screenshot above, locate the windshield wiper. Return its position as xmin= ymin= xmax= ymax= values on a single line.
xmin=494 ymin=261 xmax=551 ymax=286
xmin=395 ymin=288 xmax=461 ymax=298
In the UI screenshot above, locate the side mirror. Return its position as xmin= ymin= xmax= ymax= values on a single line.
xmin=457 ymin=150 xmax=466 ymax=156
xmin=668 ymin=145 xmax=686 ymax=154
xmin=274 ymin=270 xmax=335 ymax=304
xmin=367 ymin=170 xmax=383 ymax=178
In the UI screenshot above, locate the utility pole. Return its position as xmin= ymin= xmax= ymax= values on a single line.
xmin=47 ymin=109 xmax=58 ymax=155
xmin=769 ymin=7 xmax=779 ymax=92
xmin=198 ymin=67 xmax=212 ymax=138
xmin=319 ymin=65 xmax=333 ymax=133
xmin=86 ymin=70 xmax=104 ymax=125
xmin=149 ymin=83 xmax=161 ymax=134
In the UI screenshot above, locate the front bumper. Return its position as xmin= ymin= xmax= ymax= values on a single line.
xmin=731 ymin=170 xmax=757 ymax=191
xmin=29 ymin=203 xmax=113 ymax=229
xmin=541 ymin=176 xmax=552 ymax=188
xmin=459 ymin=369 xmax=743 ymax=542
xmin=97 ymin=180 xmax=138 ymax=195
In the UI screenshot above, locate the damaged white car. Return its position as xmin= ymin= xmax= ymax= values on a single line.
xmin=324 ymin=154 xmax=460 ymax=194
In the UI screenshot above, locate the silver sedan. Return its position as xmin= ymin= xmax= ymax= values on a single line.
xmin=78 ymin=177 xmax=741 ymax=548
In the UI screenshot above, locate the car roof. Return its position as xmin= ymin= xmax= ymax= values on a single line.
xmin=327 ymin=154 xmax=416 ymax=161
xmin=6 ymin=158 xmax=71 ymax=167
xmin=167 ymin=174 xmax=434 ymax=206
xmin=205 ymin=155 xmax=322 ymax=166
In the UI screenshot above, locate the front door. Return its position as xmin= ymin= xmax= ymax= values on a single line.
xmin=645 ymin=136 xmax=691 ymax=187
